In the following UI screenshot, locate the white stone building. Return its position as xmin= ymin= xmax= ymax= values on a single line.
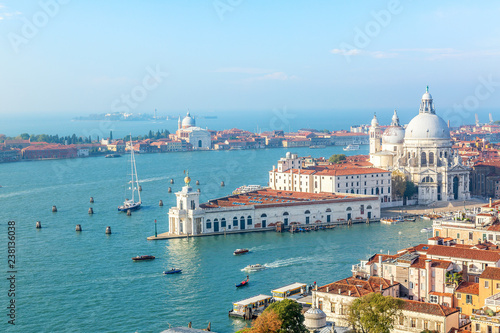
xmin=175 ymin=111 xmax=212 ymax=150
xmin=167 ymin=177 xmax=381 ymax=236
xmin=370 ymin=88 xmax=471 ymax=204
xmin=269 ymin=152 xmax=393 ymax=207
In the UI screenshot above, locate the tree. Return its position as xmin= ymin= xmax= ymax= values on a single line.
xmin=404 ymin=181 xmax=418 ymax=198
xmin=237 ymin=310 xmax=283 ymax=333
xmin=263 ymin=299 xmax=308 ymax=333
xmin=329 ymin=154 xmax=346 ymax=164
xmin=347 ymin=293 xmax=403 ymax=333
xmin=391 ymin=171 xmax=407 ymax=200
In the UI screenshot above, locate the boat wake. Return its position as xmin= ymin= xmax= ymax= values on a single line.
xmin=263 ymin=257 xmax=310 ymax=269
xmin=140 ymin=176 xmax=169 ymax=183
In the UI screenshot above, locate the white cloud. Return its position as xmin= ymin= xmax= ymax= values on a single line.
xmin=330 ymin=48 xmax=360 ymax=56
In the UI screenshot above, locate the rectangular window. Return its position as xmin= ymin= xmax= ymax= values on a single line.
xmin=476 ymin=324 xmax=480 ymax=332
xmin=496 ymin=283 xmax=500 ymax=289
xmin=330 ymin=303 xmax=335 ymax=313
xmin=466 ymin=294 xmax=473 ymax=304
xmin=436 ymin=323 xmax=441 ymax=332
xmin=485 ymin=281 xmax=490 ymax=288
xmin=410 ymin=319 xmax=416 ymax=328
xmin=457 ymin=233 xmax=460 ymax=239
xmin=456 ymin=293 xmax=461 ymax=299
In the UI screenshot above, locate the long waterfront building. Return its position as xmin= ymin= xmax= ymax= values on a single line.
xmin=167 ymin=177 xmax=380 ymax=237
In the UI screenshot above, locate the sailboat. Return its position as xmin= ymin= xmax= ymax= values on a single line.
xmin=118 ymin=138 xmax=142 ymax=212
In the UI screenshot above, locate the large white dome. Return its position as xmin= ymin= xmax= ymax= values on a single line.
xmin=405 ymin=113 xmax=450 ymax=140
xmin=181 ymin=112 xmax=196 ymax=128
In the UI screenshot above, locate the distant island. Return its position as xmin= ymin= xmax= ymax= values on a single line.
xmin=73 ymin=112 xmax=217 ymax=121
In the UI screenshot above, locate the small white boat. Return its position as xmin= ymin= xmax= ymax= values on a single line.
xmin=380 ymin=218 xmax=402 ymax=225
xmin=421 ymin=228 xmax=432 ymax=233
xmin=243 ymin=264 xmax=266 ymax=272
xmin=343 ymin=144 xmax=359 ymax=151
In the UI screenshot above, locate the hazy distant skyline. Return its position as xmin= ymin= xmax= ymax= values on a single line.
xmin=1 ymin=1 xmax=500 ymax=117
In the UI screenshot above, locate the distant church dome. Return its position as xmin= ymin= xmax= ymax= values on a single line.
xmin=405 ymin=87 xmax=450 ymax=141
xmin=382 ymin=110 xmax=405 ymax=144
xmin=181 ymin=111 xmax=196 ymax=128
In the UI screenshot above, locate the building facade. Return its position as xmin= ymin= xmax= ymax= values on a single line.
xmin=369 ymin=88 xmax=471 ymax=205
xmin=167 ymin=179 xmax=381 ymax=236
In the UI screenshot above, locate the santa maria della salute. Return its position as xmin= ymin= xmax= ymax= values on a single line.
xmin=369 ymin=87 xmax=471 ymax=204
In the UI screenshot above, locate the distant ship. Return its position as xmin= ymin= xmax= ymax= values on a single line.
xmin=309 ymin=145 xmax=326 ymax=149
xmin=343 ymin=144 xmax=359 ymax=151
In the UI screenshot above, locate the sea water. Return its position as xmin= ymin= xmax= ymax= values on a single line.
xmin=0 ymin=146 xmax=430 ymax=332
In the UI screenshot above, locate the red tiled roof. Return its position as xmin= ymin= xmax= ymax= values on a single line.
xmin=480 ymin=267 xmax=500 ymax=280
xmin=426 ymin=245 xmax=500 ymax=263
xmin=317 ymin=276 xmax=398 ymax=297
xmin=456 ymin=282 xmax=479 ymax=295
xmin=402 ymin=300 xmax=458 ymax=317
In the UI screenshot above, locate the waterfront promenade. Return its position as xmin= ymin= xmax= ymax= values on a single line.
xmin=381 ymin=197 xmax=489 ymax=218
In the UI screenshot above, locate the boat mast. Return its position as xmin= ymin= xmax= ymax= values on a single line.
xmin=130 ymin=135 xmax=135 ymax=203
xmin=135 ymin=145 xmax=141 ymax=203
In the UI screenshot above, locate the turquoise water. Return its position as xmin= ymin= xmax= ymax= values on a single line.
xmin=0 ymin=146 xmax=430 ymax=332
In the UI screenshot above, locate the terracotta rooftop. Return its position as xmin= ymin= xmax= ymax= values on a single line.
xmin=426 ymin=245 xmax=500 ymax=262
xmin=402 ymin=300 xmax=458 ymax=317
xmin=480 ymin=267 xmax=500 ymax=280
xmin=456 ymin=282 xmax=479 ymax=295
xmin=199 ymin=188 xmax=377 ymax=209
xmin=317 ymin=276 xmax=398 ymax=298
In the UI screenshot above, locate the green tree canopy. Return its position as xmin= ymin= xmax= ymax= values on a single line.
xmin=391 ymin=171 xmax=406 ymax=199
xmin=329 ymin=154 xmax=347 ymax=164
xmin=263 ymin=299 xmax=308 ymax=333
xmin=347 ymin=293 xmax=404 ymax=333
xmin=404 ymin=181 xmax=418 ymax=198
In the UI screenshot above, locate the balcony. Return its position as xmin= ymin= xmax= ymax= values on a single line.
xmin=472 ymin=309 xmax=500 ymax=323
xmin=352 ymin=264 xmax=370 ymax=278
xmin=468 ymin=266 xmax=484 ymax=275
xmin=485 ymin=293 xmax=500 ymax=307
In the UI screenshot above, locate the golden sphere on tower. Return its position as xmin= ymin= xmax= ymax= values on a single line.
xmin=184 ymin=176 xmax=191 ymax=185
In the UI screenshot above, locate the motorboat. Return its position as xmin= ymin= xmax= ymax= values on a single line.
xmin=421 ymin=228 xmax=432 ymax=233
xmin=404 ymin=217 xmax=416 ymax=222
xmin=105 ymin=154 xmax=122 ymax=158
xmin=234 ymin=249 xmax=249 ymax=255
xmin=163 ymin=268 xmax=182 ymax=274
xmin=380 ymin=218 xmax=400 ymax=225
xmin=236 ymin=276 xmax=249 ymax=288
xmin=343 ymin=144 xmax=359 ymax=151
xmin=132 ymin=255 xmax=155 ymax=261
xmin=243 ymin=264 xmax=266 ymax=272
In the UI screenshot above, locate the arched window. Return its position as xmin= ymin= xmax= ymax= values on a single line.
xmin=198 ymin=140 xmax=202 ymax=148
xmin=206 ymin=219 xmax=212 ymax=229
xmin=421 ymin=152 xmax=427 ymax=165
xmin=233 ymin=217 xmax=238 ymax=227
xmin=346 ymin=207 xmax=352 ymax=211
xmin=367 ymin=205 xmax=372 ymax=209
xmin=376 ymin=187 xmax=380 ymax=195
xmin=261 ymin=213 xmax=267 ymax=218
xmin=221 ymin=218 xmax=226 ymax=228
xmin=305 ymin=210 xmax=310 ymax=214
xmin=325 ymin=208 xmax=332 ymax=212
xmin=247 ymin=215 xmax=252 ymax=225
xmin=422 ymin=176 xmax=435 ymax=183
xmin=429 ymin=152 xmax=435 ymax=165
xmin=283 ymin=212 xmax=289 ymax=216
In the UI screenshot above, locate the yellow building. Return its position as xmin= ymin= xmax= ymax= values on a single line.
xmin=455 ymin=282 xmax=479 ymax=316
xmin=479 ymin=267 xmax=500 ymax=303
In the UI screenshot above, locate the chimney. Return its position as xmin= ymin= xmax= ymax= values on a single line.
xmin=380 ymin=284 xmax=383 ymax=292
xmin=348 ymin=290 xmax=351 ymax=296
xmin=425 ymin=260 xmax=432 ymax=297
xmin=379 ymin=255 xmax=383 ymax=277
xmin=326 ymin=287 xmax=329 ymax=293
xmin=338 ymin=289 xmax=341 ymax=295
xmin=391 ymin=275 xmax=394 ymax=285
xmin=490 ymin=197 xmax=493 ymax=208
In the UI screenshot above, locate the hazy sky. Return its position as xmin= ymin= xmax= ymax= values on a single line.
xmin=1 ymin=0 xmax=500 ymax=117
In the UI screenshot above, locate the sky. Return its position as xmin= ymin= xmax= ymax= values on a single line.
xmin=0 ymin=0 xmax=500 ymax=122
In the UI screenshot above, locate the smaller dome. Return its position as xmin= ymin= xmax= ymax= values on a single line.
xmin=305 ymin=307 xmax=327 ymax=320
xmin=304 ymin=307 xmax=327 ymax=330
xmin=422 ymin=92 xmax=432 ymax=100
xmin=382 ymin=126 xmax=405 ymax=145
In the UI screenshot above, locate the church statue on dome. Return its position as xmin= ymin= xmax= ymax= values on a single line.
xmin=369 ymin=86 xmax=470 ymax=205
